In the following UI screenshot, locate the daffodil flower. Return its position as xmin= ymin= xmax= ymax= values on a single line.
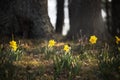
xmin=9 ymin=40 xmax=18 ymax=51
xmin=63 ymin=44 xmax=71 ymax=53
xmin=115 ymin=36 xmax=120 ymax=44
xmin=48 ymin=39 xmax=56 ymax=47
xmin=89 ymin=35 xmax=98 ymax=44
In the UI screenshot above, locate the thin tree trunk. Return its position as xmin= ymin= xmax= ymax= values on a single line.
xmin=105 ymin=0 xmax=112 ymax=35
xmin=55 ymin=0 xmax=65 ymax=34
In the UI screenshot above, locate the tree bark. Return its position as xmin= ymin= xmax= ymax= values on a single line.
xmin=67 ymin=0 xmax=108 ymax=40
xmin=0 ymin=0 xmax=54 ymax=38
xmin=112 ymin=0 xmax=120 ymax=36
xmin=55 ymin=0 xmax=65 ymax=34
xmin=105 ymin=0 xmax=112 ymax=36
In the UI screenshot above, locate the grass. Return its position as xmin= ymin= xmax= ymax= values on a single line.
xmin=0 ymin=37 xmax=120 ymax=80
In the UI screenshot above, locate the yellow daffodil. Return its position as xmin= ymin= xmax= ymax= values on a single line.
xmin=9 ymin=40 xmax=17 ymax=51
xmin=115 ymin=36 xmax=120 ymax=44
xmin=63 ymin=44 xmax=71 ymax=53
xmin=48 ymin=39 xmax=56 ymax=47
xmin=89 ymin=35 xmax=98 ymax=44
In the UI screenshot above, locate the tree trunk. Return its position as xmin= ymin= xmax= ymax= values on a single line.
xmin=105 ymin=0 xmax=112 ymax=36
xmin=112 ymin=0 xmax=120 ymax=36
xmin=55 ymin=0 xmax=65 ymax=34
xmin=0 ymin=0 xmax=54 ymax=38
xmin=67 ymin=0 xmax=108 ymax=40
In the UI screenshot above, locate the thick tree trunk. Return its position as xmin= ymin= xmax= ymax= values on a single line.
xmin=55 ymin=0 xmax=65 ymax=34
xmin=0 ymin=0 xmax=53 ymax=38
xmin=112 ymin=0 xmax=120 ymax=36
xmin=67 ymin=0 xmax=108 ymax=40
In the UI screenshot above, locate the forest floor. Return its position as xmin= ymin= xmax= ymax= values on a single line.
xmin=14 ymin=39 xmax=99 ymax=80
xmin=0 ymin=36 xmax=120 ymax=80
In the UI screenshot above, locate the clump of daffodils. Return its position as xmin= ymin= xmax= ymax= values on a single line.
xmin=63 ymin=44 xmax=71 ymax=53
xmin=89 ymin=35 xmax=98 ymax=44
xmin=115 ymin=36 xmax=120 ymax=44
xmin=9 ymin=40 xmax=17 ymax=51
xmin=48 ymin=39 xmax=56 ymax=47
